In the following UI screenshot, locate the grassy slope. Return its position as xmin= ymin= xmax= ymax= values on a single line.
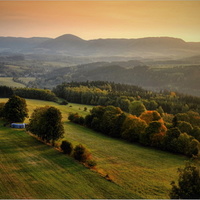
xmin=64 ymin=122 xmax=187 ymax=199
xmin=0 ymin=78 xmax=25 ymax=88
xmin=0 ymin=98 xmax=188 ymax=199
xmin=0 ymin=77 xmax=36 ymax=87
xmin=0 ymin=125 xmax=134 ymax=199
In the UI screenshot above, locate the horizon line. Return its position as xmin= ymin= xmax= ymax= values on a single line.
xmin=0 ymin=34 xmax=199 ymax=43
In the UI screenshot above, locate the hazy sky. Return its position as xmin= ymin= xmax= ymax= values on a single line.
xmin=1 ymin=0 xmax=200 ymax=42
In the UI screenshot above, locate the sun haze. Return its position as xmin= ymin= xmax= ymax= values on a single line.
xmin=0 ymin=1 xmax=200 ymax=41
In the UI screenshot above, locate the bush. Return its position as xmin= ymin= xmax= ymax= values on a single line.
xmin=73 ymin=144 xmax=91 ymax=162
xmin=60 ymin=140 xmax=73 ymax=155
xmin=170 ymin=162 xmax=200 ymax=199
xmin=68 ymin=112 xmax=85 ymax=125
xmin=86 ymin=159 xmax=97 ymax=168
xmin=60 ymin=100 xmax=68 ymax=105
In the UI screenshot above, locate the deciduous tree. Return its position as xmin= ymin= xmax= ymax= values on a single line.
xmin=129 ymin=101 xmax=146 ymax=117
xmin=170 ymin=162 xmax=200 ymax=199
xmin=28 ymin=106 xmax=64 ymax=145
xmin=3 ymin=95 xmax=28 ymax=122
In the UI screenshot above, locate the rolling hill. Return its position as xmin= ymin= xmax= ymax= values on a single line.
xmin=0 ymin=98 xmax=188 ymax=199
xmin=1 ymin=34 xmax=200 ymax=59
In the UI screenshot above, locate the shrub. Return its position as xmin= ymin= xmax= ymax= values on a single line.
xmin=60 ymin=140 xmax=73 ymax=155
xmin=170 ymin=162 xmax=200 ymax=199
xmin=68 ymin=112 xmax=76 ymax=121
xmin=79 ymin=116 xmax=85 ymax=125
xmin=60 ymin=100 xmax=68 ymax=105
xmin=68 ymin=112 xmax=84 ymax=124
xmin=73 ymin=144 xmax=91 ymax=162
xmin=86 ymin=159 xmax=97 ymax=168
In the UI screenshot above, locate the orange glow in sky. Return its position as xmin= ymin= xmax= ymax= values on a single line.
xmin=0 ymin=1 xmax=200 ymax=41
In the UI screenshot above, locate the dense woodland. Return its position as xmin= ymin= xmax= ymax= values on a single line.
xmin=53 ymin=81 xmax=200 ymax=114
xmin=53 ymin=81 xmax=200 ymax=157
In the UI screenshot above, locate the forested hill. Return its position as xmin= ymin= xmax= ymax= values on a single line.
xmin=35 ymin=62 xmax=200 ymax=97
xmin=53 ymin=81 xmax=200 ymax=115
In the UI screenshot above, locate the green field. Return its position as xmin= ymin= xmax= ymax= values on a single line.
xmin=0 ymin=124 xmax=135 ymax=199
xmin=18 ymin=77 xmax=36 ymax=84
xmin=0 ymin=77 xmax=25 ymax=88
xmin=0 ymin=99 xmax=188 ymax=199
xmin=0 ymin=77 xmax=36 ymax=88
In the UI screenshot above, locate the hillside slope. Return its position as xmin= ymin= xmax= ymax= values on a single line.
xmin=0 ymin=99 xmax=188 ymax=199
xmin=0 ymin=124 xmax=136 ymax=199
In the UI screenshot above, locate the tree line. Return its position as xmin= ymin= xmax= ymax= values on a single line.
xmin=0 ymin=86 xmax=57 ymax=102
xmin=53 ymin=81 xmax=200 ymax=114
xmin=68 ymin=105 xmax=200 ymax=157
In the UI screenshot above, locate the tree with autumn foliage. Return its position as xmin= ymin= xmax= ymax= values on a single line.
xmin=121 ymin=114 xmax=147 ymax=142
xmin=139 ymin=110 xmax=162 ymax=124
xmin=141 ymin=121 xmax=166 ymax=146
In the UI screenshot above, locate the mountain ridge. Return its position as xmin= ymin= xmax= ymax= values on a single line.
xmin=1 ymin=34 xmax=200 ymax=58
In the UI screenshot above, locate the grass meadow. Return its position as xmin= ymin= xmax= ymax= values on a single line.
xmin=0 ymin=123 xmax=134 ymax=199
xmin=0 ymin=77 xmax=25 ymax=88
xmin=0 ymin=98 xmax=188 ymax=199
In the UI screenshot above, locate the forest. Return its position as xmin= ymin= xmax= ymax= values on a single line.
xmin=53 ymin=81 xmax=200 ymax=114
xmin=56 ymin=81 xmax=200 ymax=157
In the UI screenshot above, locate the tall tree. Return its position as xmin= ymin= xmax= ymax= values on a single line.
xmin=28 ymin=106 xmax=64 ymax=145
xmin=3 ymin=95 xmax=28 ymax=122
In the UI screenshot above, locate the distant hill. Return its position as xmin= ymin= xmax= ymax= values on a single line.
xmin=36 ymin=60 xmax=200 ymax=97
xmin=1 ymin=34 xmax=200 ymax=59
xmin=0 ymin=37 xmax=50 ymax=52
xmin=38 ymin=34 xmax=87 ymax=55
xmin=38 ymin=35 xmax=200 ymax=58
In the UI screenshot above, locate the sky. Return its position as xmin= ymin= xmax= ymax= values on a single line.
xmin=0 ymin=0 xmax=200 ymax=42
